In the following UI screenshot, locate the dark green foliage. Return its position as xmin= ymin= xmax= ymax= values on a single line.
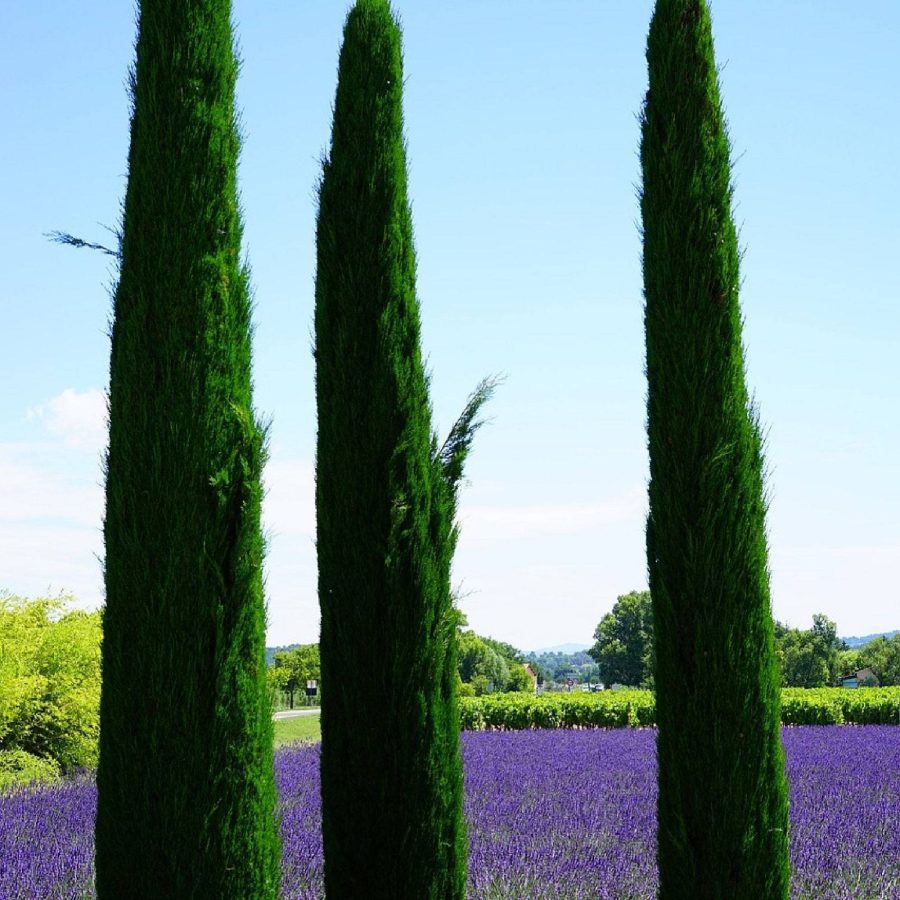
xmin=640 ymin=1 xmax=790 ymax=896
xmin=857 ymin=634 xmax=900 ymax=685
xmin=476 ymin=633 xmax=525 ymax=666
xmin=457 ymin=631 xmax=512 ymax=693
xmin=315 ymin=2 xmax=484 ymax=896
xmin=589 ymin=591 xmax=655 ymax=688
xmin=96 ymin=1 xmax=279 ymax=896
xmin=776 ymin=614 xmax=843 ymax=687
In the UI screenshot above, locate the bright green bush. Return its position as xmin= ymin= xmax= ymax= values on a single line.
xmin=0 ymin=593 xmax=101 ymax=787
xmin=0 ymin=749 xmax=61 ymax=791
xmin=459 ymin=688 xmax=900 ymax=730
xmin=506 ymin=664 xmax=538 ymax=694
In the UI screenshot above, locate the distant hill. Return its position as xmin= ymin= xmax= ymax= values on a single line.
xmin=842 ymin=630 xmax=899 ymax=650
xmin=530 ymin=642 xmax=591 ymax=655
xmin=265 ymin=644 xmax=300 ymax=666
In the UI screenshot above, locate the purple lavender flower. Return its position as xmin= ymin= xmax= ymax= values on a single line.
xmin=0 ymin=772 xmax=95 ymax=900
xmin=2 ymin=728 xmax=898 ymax=899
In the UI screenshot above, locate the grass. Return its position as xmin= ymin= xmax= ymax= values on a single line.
xmin=273 ymin=714 xmax=321 ymax=747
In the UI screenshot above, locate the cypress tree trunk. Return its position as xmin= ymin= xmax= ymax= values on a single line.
xmin=95 ymin=1 xmax=280 ymax=896
xmin=315 ymin=2 xmax=468 ymax=896
xmin=640 ymin=2 xmax=790 ymax=897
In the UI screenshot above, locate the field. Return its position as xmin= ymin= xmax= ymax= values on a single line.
xmin=459 ymin=687 xmax=900 ymax=729
xmin=2 ymin=727 xmax=898 ymax=899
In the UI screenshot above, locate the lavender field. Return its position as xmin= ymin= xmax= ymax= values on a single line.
xmin=2 ymin=728 xmax=899 ymax=899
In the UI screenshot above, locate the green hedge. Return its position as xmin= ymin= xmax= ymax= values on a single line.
xmin=459 ymin=688 xmax=900 ymax=730
xmin=459 ymin=691 xmax=655 ymax=730
xmin=780 ymin=688 xmax=900 ymax=726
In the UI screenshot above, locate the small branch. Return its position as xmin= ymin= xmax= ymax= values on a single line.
xmin=45 ymin=230 xmax=120 ymax=258
xmin=437 ymin=374 xmax=504 ymax=500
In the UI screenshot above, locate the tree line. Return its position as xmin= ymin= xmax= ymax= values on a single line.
xmin=590 ymin=591 xmax=900 ymax=689
xmin=523 ymin=649 xmax=596 ymax=686
xmin=267 ymin=624 xmax=537 ymax=703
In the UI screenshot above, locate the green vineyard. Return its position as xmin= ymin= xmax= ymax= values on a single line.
xmin=459 ymin=688 xmax=900 ymax=730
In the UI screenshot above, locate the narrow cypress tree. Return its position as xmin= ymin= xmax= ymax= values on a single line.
xmin=95 ymin=1 xmax=280 ymax=896
xmin=315 ymin=2 xmax=483 ymax=896
xmin=640 ymin=2 xmax=790 ymax=897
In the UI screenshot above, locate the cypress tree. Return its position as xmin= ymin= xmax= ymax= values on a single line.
xmin=315 ymin=2 xmax=486 ymax=896
xmin=95 ymin=1 xmax=280 ymax=896
xmin=640 ymin=2 xmax=791 ymax=897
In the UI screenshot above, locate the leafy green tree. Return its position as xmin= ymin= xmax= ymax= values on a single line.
xmin=458 ymin=631 xmax=511 ymax=692
xmin=315 ymin=3 xmax=493 ymax=895
xmin=95 ymin=0 xmax=279 ymax=895
xmin=780 ymin=636 xmax=830 ymax=688
xmin=0 ymin=593 xmax=101 ymax=788
xmin=858 ymin=635 xmax=900 ymax=685
xmin=640 ymin=1 xmax=790 ymax=895
xmin=506 ymin=664 xmax=536 ymax=693
xmin=588 ymin=591 xmax=654 ymax=688
xmin=811 ymin=614 xmax=843 ymax=679
xmin=836 ymin=648 xmax=861 ymax=679
xmin=269 ymin=644 xmax=321 ymax=708
xmin=775 ymin=615 xmax=843 ymax=687
xmin=480 ymin=636 xmax=524 ymax=665
xmin=457 ymin=631 xmax=485 ymax=682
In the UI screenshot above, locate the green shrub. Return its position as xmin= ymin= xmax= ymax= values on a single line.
xmin=506 ymin=664 xmax=537 ymax=694
xmin=0 ymin=593 xmax=100 ymax=787
xmin=0 ymin=749 xmax=61 ymax=791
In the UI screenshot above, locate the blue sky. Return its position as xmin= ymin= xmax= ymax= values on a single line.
xmin=1 ymin=2 xmax=897 ymax=650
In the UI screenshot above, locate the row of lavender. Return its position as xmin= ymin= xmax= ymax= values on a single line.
xmin=2 ymin=727 xmax=898 ymax=899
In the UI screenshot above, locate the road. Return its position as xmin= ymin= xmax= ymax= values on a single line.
xmin=273 ymin=707 xmax=321 ymax=720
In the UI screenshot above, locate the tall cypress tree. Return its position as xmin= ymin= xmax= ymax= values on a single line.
xmin=640 ymin=1 xmax=790 ymax=897
xmin=315 ymin=2 xmax=482 ymax=896
xmin=95 ymin=1 xmax=280 ymax=896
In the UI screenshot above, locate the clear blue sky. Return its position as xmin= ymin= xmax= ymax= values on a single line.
xmin=1 ymin=2 xmax=897 ymax=650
